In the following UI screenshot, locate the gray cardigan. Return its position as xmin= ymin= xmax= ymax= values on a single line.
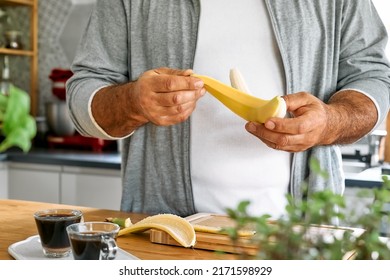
xmin=67 ymin=0 xmax=390 ymax=216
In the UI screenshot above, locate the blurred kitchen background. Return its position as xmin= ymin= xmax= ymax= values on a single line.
xmin=0 ymin=0 xmax=94 ymax=115
xmin=0 ymin=0 xmax=123 ymax=211
xmin=0 ymin=0 xmax=107 ymax=151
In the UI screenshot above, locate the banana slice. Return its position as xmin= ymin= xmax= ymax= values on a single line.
xmin=193 ymin=72 xmax=286 ymax=123
xmin=118 ymin=214 xmax=196 ymax=248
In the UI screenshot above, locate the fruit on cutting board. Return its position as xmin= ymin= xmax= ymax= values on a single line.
xmin=193 ymin=70 xmax=286 ymax=123
xmin=105 ymin=217 xmax=132 ymax=228
xmin=187 ymin=213 xmax=256 ymax=237
xmin=193 ymin=223 xmax=255 ymax=236
xmin=116 ymin=214 xmax=196 ymax=248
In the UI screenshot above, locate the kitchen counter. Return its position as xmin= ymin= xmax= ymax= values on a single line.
xmin=344 ymin=166 xmax=385 ymax=188
xmin=1 ymin=148 xmax=121 ymax=170
xmin=343 ymin=160 xmax=390 ymax=189
xmin=0 ymin=199 xmax=234 ymax=260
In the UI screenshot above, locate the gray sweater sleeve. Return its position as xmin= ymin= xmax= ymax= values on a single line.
xmin=66 ymin=0 xmax=129 ymax=139
xmin=337 ymin=0 xmax=390 ymax=129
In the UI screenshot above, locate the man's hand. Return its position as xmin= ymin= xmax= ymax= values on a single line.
xmin=91 ymin=67 xmax=205 ymax=137
xmin=245 ymin=91 xmax=377 ymax=152
xmin=130 ymin=68 xmax=206 ymax=126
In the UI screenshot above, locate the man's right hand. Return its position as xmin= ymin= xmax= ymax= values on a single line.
xmin=91 ymin=67 xmax=206 ymax=137
xmin=130 ymin=67 xmax=206 ymax=126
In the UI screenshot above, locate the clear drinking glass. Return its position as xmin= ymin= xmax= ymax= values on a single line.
xmin=66 ymin=222 xmax=120 ymax=260
xmin=34 ymin=209 xmax=83 ymax=258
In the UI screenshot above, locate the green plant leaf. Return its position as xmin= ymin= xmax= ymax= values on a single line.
xmin=0 ymin=127 xmax=31 ymax=152
xmin=224 ymin=156 xmax=390 ymax=260
xmin=0 ymin=85 xmax=36 ymax=152
xmin=0 ymin=94 xmax=7 ymax=117
xmin=309 ymin=157 xmax=329 ymax=179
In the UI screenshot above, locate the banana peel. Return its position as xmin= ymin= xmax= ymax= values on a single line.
xmin=193 ymin=72 xmax=286 ymax=123
xmin=117 ymin=214 xmax=196 ymax=248
xmin=193 ymin=224 xmax=256 ymax=237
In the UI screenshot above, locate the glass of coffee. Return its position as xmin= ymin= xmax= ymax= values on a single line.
xmin=66 ymin=222 xmax=120 ymax=260
xmin=34 ymin=209 xmax=83 ymax=258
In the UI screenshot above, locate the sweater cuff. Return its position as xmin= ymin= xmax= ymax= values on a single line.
xmin=88 ymin=86 xmax=135 ymax=140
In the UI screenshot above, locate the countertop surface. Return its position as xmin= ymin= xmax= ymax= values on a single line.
xmin=1 ymin=148 xmax=121 ymax=170
xmin=0 ymin=199 xmax=235 ymax=260
xmin=344 ymin=166 xmax=384 ymax=188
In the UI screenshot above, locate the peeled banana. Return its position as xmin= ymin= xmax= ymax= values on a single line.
xmin=229 ymin=68 xmax=252 ymax=94
xmin=193 ymin=70 xmax=286 ymax=123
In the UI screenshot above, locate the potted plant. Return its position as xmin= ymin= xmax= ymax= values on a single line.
xmin=224 ymin=158 xmax=390 ymax=260
xmin=0 ymin=85 xmax=36 ymax=152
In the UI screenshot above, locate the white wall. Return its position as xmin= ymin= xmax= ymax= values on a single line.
xmin=38 ymin=0 xmax=96 ymax=115
xmin=372 ymin=0 xmax=390 ymax=57
xmin=372 ymin=0 xmax=390 ymax=27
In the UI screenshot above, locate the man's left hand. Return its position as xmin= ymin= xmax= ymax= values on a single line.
xmin=245 ymin=90 xmax=376 ymax=152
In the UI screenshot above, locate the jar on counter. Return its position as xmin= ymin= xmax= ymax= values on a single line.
xmin=4 ymin=30 xmax=23 ymax=50
xmin=0 ymin=55 xmax=12 ymax=95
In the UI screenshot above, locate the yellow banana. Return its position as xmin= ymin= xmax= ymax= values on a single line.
xmin=193 ymin=71 xmax=286 ymax=123
xmin=230 ymin=68 xmax=287 ymax=120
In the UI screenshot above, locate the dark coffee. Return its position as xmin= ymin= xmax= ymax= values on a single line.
xmin=35 ymin=213 xmax=82 ymax=249
xmin=69 ymin=232 xmax=104 ymax=260
xmin=67 ymin=222 xmax=119 ymax=260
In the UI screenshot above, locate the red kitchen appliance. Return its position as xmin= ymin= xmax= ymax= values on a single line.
xmin=46 ymin=69 xmax=117 ymax=152
xmin=47 ymin=134 xmax=116 ymax=152
xmin=49 ymin=68 xmax=73 ymax=101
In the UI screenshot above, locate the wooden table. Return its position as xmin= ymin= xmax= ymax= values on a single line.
xmin=0 ymin=199 xmax=236 ymax=260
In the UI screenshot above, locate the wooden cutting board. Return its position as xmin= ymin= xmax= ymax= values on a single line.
xmin=150 ymin=213 xmax=259 ymax=255
xmin=150 ymin=213 xmax=364 ymax=258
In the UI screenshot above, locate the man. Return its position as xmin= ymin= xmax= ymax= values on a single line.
xmin=66 ymin=0 xmax=390 ymax=217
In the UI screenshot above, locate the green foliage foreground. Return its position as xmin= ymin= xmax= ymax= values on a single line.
xmin=0 ymin=85 xmax=36 ymax=152
xmin=224 ymin=158 xmax=390 ymax=260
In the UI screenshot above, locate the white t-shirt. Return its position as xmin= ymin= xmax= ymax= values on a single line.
xmin=191 ymin=0 xmax=290 ymax=217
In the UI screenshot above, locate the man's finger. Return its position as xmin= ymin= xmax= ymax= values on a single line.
xmin=154 ymin=67 xmax=193 ymax=76
xmin=150 ymin=75 xmax=204 ymax=92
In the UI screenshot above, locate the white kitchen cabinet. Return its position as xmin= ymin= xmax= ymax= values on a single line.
xmin=0 ymin=162 xmax=8 ymax=199
xmin=6 ymin=162 xmax=122 ymax=210
xmin=8 ymin=162 xmax=61 ymax=203
xmin=61 ymin=166 xmax=122 ymax=210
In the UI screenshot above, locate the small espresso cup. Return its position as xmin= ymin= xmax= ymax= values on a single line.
xmin=34 ymin=209 xmax=83 ymax=258
xmin=66 ymin=222 xmax=120 ymax=260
